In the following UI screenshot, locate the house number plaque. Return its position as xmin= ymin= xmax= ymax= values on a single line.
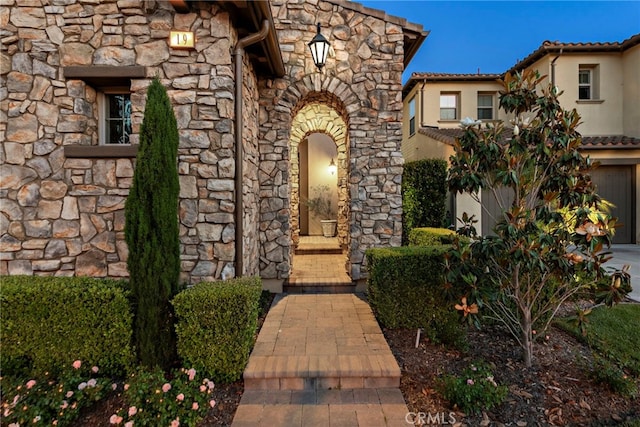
xmin=169 ymin=31 xmax=195 ymax=49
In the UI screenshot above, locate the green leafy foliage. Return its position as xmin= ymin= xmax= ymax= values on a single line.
xmin=402 ymin=159 xmax=448 ymax=242
xmin=115 ymin=366 xmax=216 ymax=426
xmin=0 ymin=276 xmax=134 ymax=377
xmin=408 ymin=227 xmax=460 ymax=246
xmin=304 ymin=184 xmax=334 ymax=219
xmin=445 ymin=70 xmax=630 ymax=367
xmin=588 ymin=355 xmax=638 ymax=399
xmin=365 ymin=246 xmax=467 ymax=349
xmin=437 ymin=361 xmax=508 ymax=414
xmin=1 ymin=360 xmax=114 ymax=426
xmin=172 ymin=277 xmax=262 ymax=383
xmin=125 ymin=77 xmax=181 ymax=370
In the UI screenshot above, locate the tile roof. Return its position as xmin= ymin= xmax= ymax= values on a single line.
xmin=404 ymin=33 xmax=640 ymax=96
xmin=509 ymin=33 xmax=640 ymax=73
xmin=418 ymin=126 xmax=640 ymax=150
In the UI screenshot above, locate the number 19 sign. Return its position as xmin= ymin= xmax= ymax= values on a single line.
xmin=169 ymin=31 xmax=195 ymax=49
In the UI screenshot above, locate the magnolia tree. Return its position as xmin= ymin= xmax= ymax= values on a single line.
xmin=445 ymin=70 xmax=630 ymax=367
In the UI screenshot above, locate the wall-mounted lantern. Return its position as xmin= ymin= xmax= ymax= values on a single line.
xmin=328 ymin=158 xmax=337 ymax=175
xmin=169 ymin=31 xmax=195 ymax=49
xmin=308 ymin=23 xmax=330 ymax=71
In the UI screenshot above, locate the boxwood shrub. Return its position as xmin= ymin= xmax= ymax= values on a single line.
xmin=408 ymin=227 xmax=458 ymax=246
xmin=366 ymin=246 xmax=466 ymax=349
xmin=172 ymin=277 xmax=262 ymax=383
xmin=0 ymin=276 xmax=134 ymax=377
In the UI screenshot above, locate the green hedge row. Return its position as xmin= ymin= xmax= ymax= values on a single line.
xmin=408 ymin=227 xmax=457 ymax=246
xmin=365 ymin=246 xmax=466 ymax=348
xmin=172 ymin=276 xmax=262 ymax=383
xmin=402 ymin=159 xmax=448 ymax=242
xmin=0 ymin=276 xmax=134 ymax=377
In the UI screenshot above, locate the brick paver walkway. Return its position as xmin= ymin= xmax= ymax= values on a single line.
xmin=231 ymin=294 xmax=409 ymax=426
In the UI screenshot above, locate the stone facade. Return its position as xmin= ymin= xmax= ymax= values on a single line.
xmin=1 ymin=0 xmax=423 ymax=287
xmin=1 ymin=0 xmax=260 ymax=283
xmin=260 ymin=0 xmax=406 ymax=282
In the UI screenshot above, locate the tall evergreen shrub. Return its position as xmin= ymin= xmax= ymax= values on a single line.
xmin=125 ymin=77 xmax=181 ymax=370
xmin=402 ymin=159 xmax=448 ymax=242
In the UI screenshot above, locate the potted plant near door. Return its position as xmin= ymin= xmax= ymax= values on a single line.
xmin=305 ymin=184 xmax=337 ymax=237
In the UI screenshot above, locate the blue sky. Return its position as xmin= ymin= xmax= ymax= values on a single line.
xmin=357 ymin=1 xmax=640 ymax=82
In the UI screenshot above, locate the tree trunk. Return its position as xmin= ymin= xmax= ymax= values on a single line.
xmin=522 ymin=307 xmax=533 ymax=368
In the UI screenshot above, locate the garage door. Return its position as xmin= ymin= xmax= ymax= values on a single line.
xmin=481 ymin=166 xmax=634 ymax=243
xmin=591 ymin=166 xmax=634 ymax=244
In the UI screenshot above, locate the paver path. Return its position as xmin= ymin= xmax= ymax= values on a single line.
xmin=231 ymin=294 xmax=409 ymax=426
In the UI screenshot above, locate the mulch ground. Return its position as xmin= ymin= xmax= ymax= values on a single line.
xmin=74 ymin=299 xmax=640 ymax=427
xmin=384 ymin=320 xmax=640 ymax=426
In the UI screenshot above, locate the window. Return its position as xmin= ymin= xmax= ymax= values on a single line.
xmin=578 ymin=69 xmax=591 ymax=100
xmin=578 ymin=65 xmax=599 ymax=101
xmin=440 ymin=93 xmax=458 ymax=120
xmin=101 ymin=92 xmax=132 ymax=144
xmin=477 ymin=93 xmax=494 ymax=120
xmin=408 ymin=97 xmax=416 ymax=136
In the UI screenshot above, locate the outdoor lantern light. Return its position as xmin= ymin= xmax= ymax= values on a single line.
xmin=308 ymin=23 xmax=330 ymax=71
xmin=328 ymin=158 xmax=337 ymax=175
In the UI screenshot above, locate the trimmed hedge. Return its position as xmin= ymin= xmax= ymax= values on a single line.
xmin=172 ymin=277 xmax=262 ymax=383
xmin=408 ymin=227 xmax=457 ymax=246
xmin=366 ymin=246 xmax=466 ymax=348
xmin=402 ymin=159 xmax=448 ymax=242
xmin=0 ymin=276 xmax=134 ymax=377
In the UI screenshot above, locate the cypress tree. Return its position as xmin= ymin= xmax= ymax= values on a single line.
xmin=125 ymin=77 xmax=181 ymax=370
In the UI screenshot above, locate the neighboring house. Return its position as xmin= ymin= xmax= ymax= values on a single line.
xmin=402 ymin=34 xmax=640 ymax=244
xmin=0 ymin=0 xmax=427 ymax=289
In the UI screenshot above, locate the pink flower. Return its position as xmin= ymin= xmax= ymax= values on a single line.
xmin=78 ymin=382 xmax=87 ymax=391
xmin=128 ymin=406 xmax=137 ymax=417
xmin=209 ymin=399 xmax=216 ymax=408
xmin=92 ymin=366 xmax=99 ymax=373
xmin=66 ymin=391 xmax=74 ymax=398
xmin=53 ymin=421 xmax=58 ymax=426
xmin=176 ymin=393 xmax=185 ymax=401
xmin=187 ymin=368 xmax=196 ymax=381
xmin=109 ymin=414 xmax=123 ymax=424
xmin=199 ymin=385 xmax=206 ymax=392
xmin=112 ymin=383 xmax=118 ymax=391
xmin=87 ymin=379 xmax=97 ymax=388
xmin=72 ymin=360 xmax=82 ymax=370
xmin=61 ymin=401 xmax=69 ymax=410
xmin=26 ymin=380 xmax=36 ymax=389
xmin=206 ymin=380 xmax=215 ymax=391
xmin=170 ymin=419 xmax=180 ymax=427
xmin=466 ymin=379 xmax=475 ymax=385
xmin=125 ymin=422 xmax=134 ymax=427
xmin=162 ymin=383 xmax=171 ymax=393
xmin=191 ymin=402 xmax=199 ymax=410
xmin=124 ymin=384 xmax=129 ymax=391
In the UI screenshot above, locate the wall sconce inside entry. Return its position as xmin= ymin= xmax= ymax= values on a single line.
xmin=328 ymin=158 xmax=337 ymax=175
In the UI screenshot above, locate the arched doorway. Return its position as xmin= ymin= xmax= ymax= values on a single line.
xmin=289 ymin=100 xmax=350 ymax=279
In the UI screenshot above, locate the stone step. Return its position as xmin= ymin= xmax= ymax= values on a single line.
xmin=232 ymin=388 xmax=408 ymax=427
xmin=285 ymin=283 xmax=356 ymax=294
xmin=243 ymin=354 xmax=400 ymax=390
xmin=294 ymin=247 xmax=344 ymax=255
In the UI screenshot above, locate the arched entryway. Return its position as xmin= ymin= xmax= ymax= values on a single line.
xmin=289 ymin=98 xmax=350 ymax=281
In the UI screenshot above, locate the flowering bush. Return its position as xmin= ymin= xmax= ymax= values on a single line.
xmin=113 ymin=367 xmax=216 ymax=426
xmin=437 ymin=362 xmax=508 ymax=414
xmin=1 ymin=360 xmax=112 ymax=426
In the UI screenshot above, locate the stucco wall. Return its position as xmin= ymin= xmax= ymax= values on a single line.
xmin=0 ymin=1 xmax=262 ymax=282
xmin=622 ymin=44 xmax=640 ymax=138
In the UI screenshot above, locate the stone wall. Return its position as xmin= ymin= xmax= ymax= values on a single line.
xmin=260 ymin=0 xmax=405 ymax=282
xmin=0 ymin=1 xmax=262 ymax=282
